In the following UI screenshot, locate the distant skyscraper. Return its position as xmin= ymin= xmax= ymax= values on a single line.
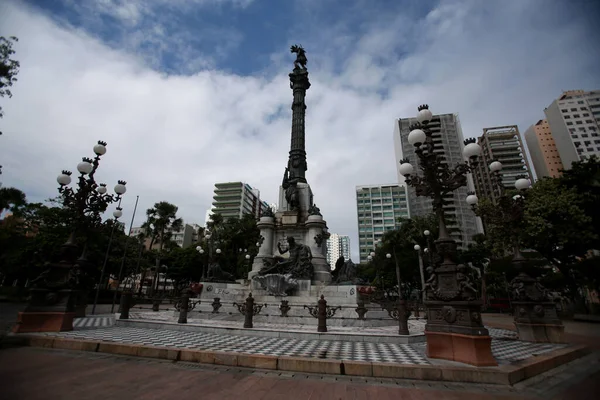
xmin=211 ymin=182 xmax=270 ymax=220
xmin=544 ymin=90 xmax=600 ymax=169
xmin=326 ymin=233 xmax=351 ymax=267
xmin=393 ymin=113 xmax=482 ymax=247
xmin=472 ymin=125 xmax=533 ymax=203
xmin=356 ymin=184 xmax=409 ymax=263
xmin=524 ymin=119 xmax=564 ymax=179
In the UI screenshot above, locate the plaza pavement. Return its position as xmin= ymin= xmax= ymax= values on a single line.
xmin=2 ymin=304 xmax=600 ymax=399
xmin=0 ymin=345 xmax=599 ymax=399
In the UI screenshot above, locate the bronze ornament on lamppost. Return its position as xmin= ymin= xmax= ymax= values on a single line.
xmin=398 ymin=105 xmax=496 ymax=366
xmin=467 ymin=161 xmax=564 ymax=343
xmin=14 ymin=141 xmax=126 ymax=333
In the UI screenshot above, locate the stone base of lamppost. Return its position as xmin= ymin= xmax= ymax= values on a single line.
xmin=513 ymin=301 xmax=565 ymax=343
xmin=424 ymin=300 xmax=497 ymax=367
xmin=13 ymin=288 xmax=78 ymax=333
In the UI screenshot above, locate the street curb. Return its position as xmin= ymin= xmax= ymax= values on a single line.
xmin=17 ymin=335 xmax=590 ymax=386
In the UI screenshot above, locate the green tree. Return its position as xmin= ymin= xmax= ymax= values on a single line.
xmin=365 ymin=215 xmax=438 ymax=301
xmin=142 ymin=201 xmax=183 ymax=292
xmin=0 ymin=187 xmax=26 ymax=214
xmin=522 ymin=177 xmax=596 ymax=270
xmin=560 ymin=155 xmax=600 ymax=249
xmin=0 ymin=36 xmax=20 ymax=144
xmin=202 ymin=213 xmax=260 ymax=279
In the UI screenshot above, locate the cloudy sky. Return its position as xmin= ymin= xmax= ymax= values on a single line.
xmin=0 ymin=0 xmax=598 ymax=260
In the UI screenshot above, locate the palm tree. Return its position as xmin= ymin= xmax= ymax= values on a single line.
xmin=143 ymin=201 xmax=183 ymax=293
xmin=0 ymin=186 xmax=26 ymax=215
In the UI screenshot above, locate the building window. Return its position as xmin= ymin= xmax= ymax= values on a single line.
xmin=573 ymin=114 xmax=581 ymax=118
xmin=571 ymin=108 xmax=577 ymax=111
xmin=587 ymin=148 xmax=593 ymax=152
xmin=583 ymin=113 xmax=590 ymax=117
xmin=586 ymin=120 xmax=594 ymax=123
xmin=564 ymin=115 xmax=571 ymax=119
xmin=567 ymin=122 xmax=573 ymax=125
xmin=578 ymin=101 xmax=585 ymax=104
xmin=576 ymin=121 xmax=583 ymax=125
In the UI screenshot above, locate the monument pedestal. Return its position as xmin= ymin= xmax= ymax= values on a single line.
xmin=513 ymin=301 xmax=565 ymax=343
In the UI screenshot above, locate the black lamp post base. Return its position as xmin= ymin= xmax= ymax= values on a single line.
xmin=513 ymin=301 xmax=565 ymax=343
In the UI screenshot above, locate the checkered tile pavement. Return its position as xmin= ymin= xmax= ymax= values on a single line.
xmin=73 ymin=315 xmax=114 ymax=329
xmin=38 ymin=323 xmax=564 ymax=366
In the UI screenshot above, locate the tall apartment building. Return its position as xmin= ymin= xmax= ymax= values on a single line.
xmin=524 ymin=119 xmax=564 ymax=179
xmin=356 ymin=184 xmax=409 ymax=263
xmin=472 ymin=125 xmax=533 ymax=203
xmin=544 ymin=90 xmax=600 ymax=169
xmin=393 ymin=113 xmax=481 ymax=247
xmin=130 ymin=223 xmax=197 ymax=249
xmin=211 ymin=182 xmax=270 ymax=220
xmin=326 ymin=233 xmax=351 ymax=267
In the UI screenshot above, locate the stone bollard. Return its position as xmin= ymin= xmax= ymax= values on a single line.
xmin=152 ymin=298 xmax=160 ymax=312
xmin=317 ymin=295 xmax=327 ymax=333
xmin=244 ymin=293 xmax=255 ymax=329
xmin=211 ymin=298 xmax=222 ymax=313
xmin=178 ymin=292 xmax=189 ymax=324
xmin=355 ymin=301 xmax=368 ymax=320
xmin=119 ymin=292 xmax=132 ymax=320
xmin=279 ymin=300 xmax=291 ymax=317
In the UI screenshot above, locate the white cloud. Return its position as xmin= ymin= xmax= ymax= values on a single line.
xmin=0 ymin=0 xmax=599 ymax=261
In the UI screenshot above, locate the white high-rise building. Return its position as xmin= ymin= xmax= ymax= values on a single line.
xmin=211 ymin=182 xmax=270 ymax=220
xmin=544 ymin=90 xmax=600 ymax=169
xmin=326 ymin=233 xmax=351 ymax=267
xmin=356 ymin=184 xmax=409 ymax=263
xmin=393 ymin=113 xmax=482 ymax=247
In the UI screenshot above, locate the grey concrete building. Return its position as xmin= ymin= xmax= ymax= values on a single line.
xmin=544 ymin=90 xmax=600 ymax=169
xmin=356 ymin=184 xmax=409 ymax=263
xmin=472 ymin=125 xmax=533 ymax=203
xmin=393 ymin=113 xmax=481 ymax=248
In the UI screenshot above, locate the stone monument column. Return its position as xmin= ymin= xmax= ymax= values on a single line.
xmin=287 ymin=45 xmax=310 ymax=185
xmin=305 ymin=214 xmax=331 ymax=284
xmin=249 ymin=216 xmax=275 ymax=280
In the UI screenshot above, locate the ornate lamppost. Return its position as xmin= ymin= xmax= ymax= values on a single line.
xmin=385 ymin=252 xmax=410 ymax=335
xmin=201 ymin=230 xmax=222 ymax=281
xmin=195 ymin=245 xmax=205 ymax=279
xmin=91 ymin=204 xmax=123 ymax=315
xmin=466 ymin=161 xmax=564 ymax=343
xmin=14 ymin=141 xmax=126 ymax=333
xmin=414 ymin=244 xmax=427 ymax=304
xmin=398 ymin=105 xmax=496 ymax=366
